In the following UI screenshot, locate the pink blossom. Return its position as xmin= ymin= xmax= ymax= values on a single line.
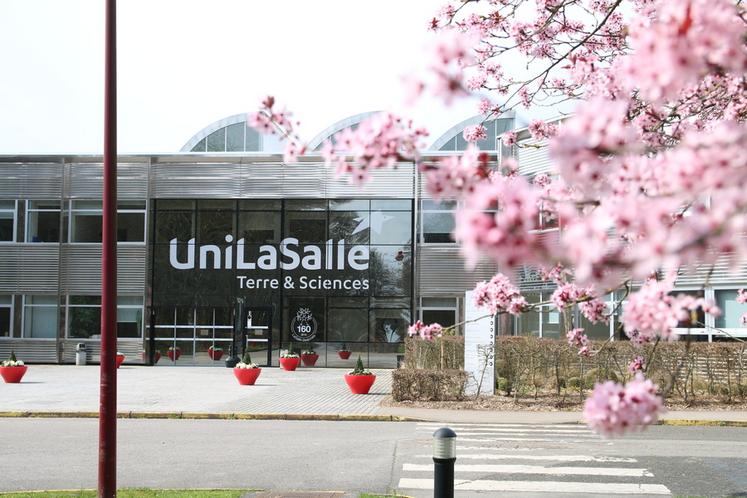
xmin=473 ymin=273 xmax=528 ymax=316
xmin=454 ymin=175 xmax=546 ymax=269
xmin=551 ymin=283 xmax=590 ymax=311
xmin=283 ymin=141 xmax=306 ymax=163
xmin=737 ymin=289 xmax=747 ymax=304
xmin=324 ymin=113 xmax=428 ymax=185
xmin=583 ymin=374 xmax=665 ymax=437
xmin=463 ymin=124 xmax=487 ymax=142
xmin=527 ymin=120 xmax=557 ymax=141
xmin=580 ymin=298 xmax=609 ymax=325
xmin=501 ymin=131 xmax=517 ymax=147
xmin=407 ymin=320 xmax=443 ymax=341
xmin=422 ymin=145 xmax=488 ymax=201
xmin=628 ymin=356 xmax=646 ymax=374
xmin=566 ymin=328 xmax=589 ymax=349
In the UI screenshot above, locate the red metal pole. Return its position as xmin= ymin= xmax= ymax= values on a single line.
xmin=99 ymin=0 xmax=117 ymax=496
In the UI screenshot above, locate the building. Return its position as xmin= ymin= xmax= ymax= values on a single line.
xmin=1 ymin=111 xmax=744 ymax=367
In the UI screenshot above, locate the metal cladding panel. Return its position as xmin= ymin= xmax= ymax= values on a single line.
xmin=0 ymin=340 xmax=57 ymax=363
xmin=418 ymin=245 xmax=499 ymax=296
xmin=240 ymin=162 xmax=285 ymax=198
xmin=62 ymin=245 xmax=146 ymax=294
xmin=0 ymin=162 xmax=62 ymax=199
xmin=0 ymin=245 xmax=60 ymax=293
xmin=281 ymin=163 xmax=326 ymax=197
xmin=676 ymin=254 xmax=747 ymax=286
xmin=61 ymin=339 xmax=144 ymax=364
xmin=68 ymin=162 xmax=147 ymax=199
xmin=152 ymin=163 xmax=241 ymax=198
xmin=517 ymin=139 xmax=553 ymax=176
xmin=327 ymin=163 xmax=415 ymax=198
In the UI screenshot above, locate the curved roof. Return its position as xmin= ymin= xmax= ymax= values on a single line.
xmin=180 ymin=113 xmax=282 ymax=153
xmin=306 ymin=111 xmax=382 ymax=151
xmin=429 ymin=110 xmax=522 ymax=151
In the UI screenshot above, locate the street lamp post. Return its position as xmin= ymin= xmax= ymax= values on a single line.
xmin=98 ymin=0 xmax=118 ymax=496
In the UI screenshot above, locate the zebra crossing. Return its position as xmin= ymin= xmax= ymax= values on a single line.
xmin=397 ymin=422 xmax=672 ymax=496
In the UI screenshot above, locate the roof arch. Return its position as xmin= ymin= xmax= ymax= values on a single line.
xmin=307 ymin=111 xmax=382 ymax=151
xmin=429 ymin=110 xmax=524 ymax=152
xmin=180 ymin=113 xmax=282 ymax=153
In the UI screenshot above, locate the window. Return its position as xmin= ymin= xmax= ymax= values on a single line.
xmin=117 ymin=296 xmax=144 ymax=338
xmin=0 ymin=200 xmax=17 ymax=242
xmin=420 ymin=297 xmax=457 ymax=331
xmin=117 ymin=201 xmax=146 ymax=242
xmin=23 ymin=296 xmax=57 ymax=338
xmin=715 ymin=290 xmax=747 ymax=329
xmin=0 ymin=295 xmax=12 ymax=337
xmin=671 ymin=289 xmax=705 ymax=329
xmin=26 ymin=201 xmax=61 ymax=242
xmin=67 ymin=295 xmax=144 ymax=339
xmin=70 ymin=200 xmax=145 ymax=243
xmin=420 ymin=200 xmax=456 ymax=243
xmin=67 ymin=295 xmax=101 ymax=338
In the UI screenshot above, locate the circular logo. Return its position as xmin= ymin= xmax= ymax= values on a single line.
xmin=290 ymin=307 xmax=317 ymax=341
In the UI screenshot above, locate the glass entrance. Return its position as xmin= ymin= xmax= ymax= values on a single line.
xmin=153 ymin=306 xmax=232 ymax=365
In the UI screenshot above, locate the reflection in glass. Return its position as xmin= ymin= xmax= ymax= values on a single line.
xmin=329 ymin=211 xmax=368 ymax=244
xmin=370 ymin=308 xmax=410 ymax=343
xmin=370 ymin=211 xmax=411 ymax=245
xmin=239 ymin=211 xmax=280 ymax=243
xmin=369 ymin=246 xmax=411 ymax=297
xmin=285 ymin=211 xmax=326 ymax=243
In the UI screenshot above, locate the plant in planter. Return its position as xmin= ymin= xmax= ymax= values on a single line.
xmin=233 ymin=351 xmax=261 ymax=385
xmin=1 ymin=351 xmax=28 ymax=384
xmin=279 ymin=343 xmax=301 ymax=371
xmin=115 ymin=352 xmax=126 ymax=369
xmin=300 ymin=345 xmax=319 ymax=367
xmin=208 ymin=345 xmax=223 ymax=361
xmin=343 ymin=355 xmax=376 ymax=394
xmin=338 ymin=343 xmax=351 ymax=360
xmin=167 ymin=346 xmax=182 ymax=361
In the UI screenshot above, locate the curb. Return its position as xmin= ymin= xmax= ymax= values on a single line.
xmin=0 ymin=411 xmax=415 ymax=422
xmin=658 ymin=419 xmax=747 ymax=428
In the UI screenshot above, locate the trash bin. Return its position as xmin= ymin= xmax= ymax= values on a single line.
xmin=75 ymin=343 xmax=87 ymax=366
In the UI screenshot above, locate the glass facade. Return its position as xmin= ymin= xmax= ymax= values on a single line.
xmin=150 ymin=199 xmax=414 ymax=367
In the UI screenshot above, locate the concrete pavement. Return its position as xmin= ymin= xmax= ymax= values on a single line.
xmin=1 ymin=365 xmax=746 ymax=426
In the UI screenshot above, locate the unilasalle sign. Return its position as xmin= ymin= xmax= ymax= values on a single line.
xmin=168 ymin=236 xmax=370 ymax=292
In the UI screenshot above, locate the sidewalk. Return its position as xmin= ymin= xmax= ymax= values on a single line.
xmin=2 ymin=365 xmax=745 ymax=426
xmin=0 ymin=365 xmax=391 ymax=417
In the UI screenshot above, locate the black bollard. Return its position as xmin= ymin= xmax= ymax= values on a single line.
xmin=433 ymin=427 xmax=457 ymax=498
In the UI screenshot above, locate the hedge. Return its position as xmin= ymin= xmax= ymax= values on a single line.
xmin=403 ymin=336 xmax=747 ymax=402
xmin=391 ymin=369 xmax=468 ymax=401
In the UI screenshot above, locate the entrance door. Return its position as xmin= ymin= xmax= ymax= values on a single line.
xmin=152 ymin=306 xmax=232 ymax=365
xmin=236 ymin=305 xmax=273 ymax=367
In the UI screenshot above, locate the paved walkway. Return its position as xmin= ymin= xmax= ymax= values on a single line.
xmin=0 ymin=365 xmax=391 ymax=416
xmin=2 ymin=365 xmax=745 ymax=425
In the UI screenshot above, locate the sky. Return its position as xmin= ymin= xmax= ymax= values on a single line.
xmin=0 ymin=0 xmax=560 ymax=155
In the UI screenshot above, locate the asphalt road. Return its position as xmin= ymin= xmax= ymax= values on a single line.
xmin=0 ymin=419 xmax=745 ymax=497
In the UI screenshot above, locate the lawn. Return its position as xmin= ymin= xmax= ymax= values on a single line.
xmin=0 ymin=490 xmax=250 ymax=498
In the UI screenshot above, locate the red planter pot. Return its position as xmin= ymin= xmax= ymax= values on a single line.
xmin=279 ymin=356 xmax=300 ymax=371
xmin=0 ymin=365 xmax=28 ymax=384
xmin=208 ymin=347 xmax=223 ymax=361
xmin=167 ymin=348 xmax=181 ymax=361
xmin=141 ymin=351 xmax=161 ymax=364
xmin=344 ymin=373 xmax=376 ymax=394
xmin=115 ymin=354 xmax=126 ymax=369
xmin=301 ymin=353 xmax=319 ymax=367
xmin=338 ymin=351 xmax=351 ymax=360
xmin=233 ymin=367 xmax=262 ymax=385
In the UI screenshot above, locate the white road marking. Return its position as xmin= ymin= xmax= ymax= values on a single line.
xmin=414 ymin=453 xmax=637 ymax=463
xmin=458 ymin=436 xmax=600 ymax=442
xmin=402 ymin=463 xmax=653 ymax=477
xmin=416 ymin=428 xmax=593 ymax=435
xmin=398 ymin=478 xmax=671 ymax=494
xmin=417 ymin=423 xmax=583 ymax=429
